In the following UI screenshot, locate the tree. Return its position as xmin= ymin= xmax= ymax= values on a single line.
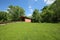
xmin=41 ymin=5 xmax=56 ymax=23
xmin=40 ymin=0 xmax=60 ymax=23
xmin=0 ymin=11 xmax=8 ymax=23
xmin=48 ymin=0 xmax=60 ymax=22
xmin=32 ymin=9 xmax=41 ymax=23
xmin=8 ymin=5 xmax=25 ymax=21
xmin=54 ymin=0 xmax=60 ymax=22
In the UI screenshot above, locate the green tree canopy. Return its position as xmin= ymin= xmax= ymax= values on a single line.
xmin=32 ymin=9 xmax=41 ymax=22
xmin=0 ymin=11 xmax=8 ymax=23
xmin=8 ymin=5 xmax=25 ymax=21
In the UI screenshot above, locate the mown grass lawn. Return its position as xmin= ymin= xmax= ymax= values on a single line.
xmin=0 ymin=22 xmax=60 ymax=40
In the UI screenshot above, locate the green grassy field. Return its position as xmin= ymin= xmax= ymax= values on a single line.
xmin=0 ymin=22 xmax=60 ymax=40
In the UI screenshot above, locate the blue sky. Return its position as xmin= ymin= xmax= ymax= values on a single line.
xmin=0 ymin=0 xmax=55 ymax=16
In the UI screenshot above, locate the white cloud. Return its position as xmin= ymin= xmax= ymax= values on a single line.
xmin=35 ymin=0 xmax=38 ymax=2
xmin=28 ymin=5 xmax=32 ymax=9
xmin=44 ymin=0 xmax=55 ymax=5
xmin=28 ymin=5 xmax=33 ymax=13
xmin=29 ymin=8 xmax=33 ymax=13
xmin=44 ymin=0 xmax=47 ymax=2
xmin=27 ymin=13 xmax=32 ymax=16
xmin=29 ymin=8 xmax=33 ymax=16
xmin=28 ymin=5 xmax=33 ymax=16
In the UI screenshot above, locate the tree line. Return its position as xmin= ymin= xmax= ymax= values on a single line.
xmin=32 ymin=0 xmax=60 ymax=23
xmin=0 ymin=5 xmax=25 ymax=23
xmin=0 ymin=0 xmax=60 ymax=23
